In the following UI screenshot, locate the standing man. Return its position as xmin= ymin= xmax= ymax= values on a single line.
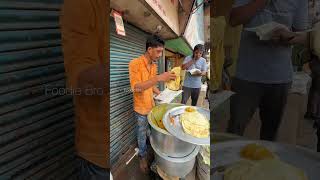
xmin=228 ymin=0 xmax=309 ymax=141
xmin=181 ymin=44 xmax=208 ymax=106
xmin=60 ymin=0 xmax=109 ymax=179
xmin=307 ymin=42 xmax=320 ymax=152
xmin=129 ymin=35 xmax=176 ymax=173
xmin=305 ymin=0 xmax=320 ymax=152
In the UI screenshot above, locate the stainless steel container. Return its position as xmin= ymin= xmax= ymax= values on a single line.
xmin=150 ymin=136 xmax=200 ymax=178
xmin=147 ymin=109 xmax=196 ymax=158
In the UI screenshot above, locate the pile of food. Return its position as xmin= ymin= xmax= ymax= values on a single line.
xmin=166 ymin=67 xmax=181 ymax=91
xmin=151 ymin=105 xmax=209 ymax=139
xmin=224 ymin=143 xmax=308 ymax=180
xmin=240 ymin=143 xmax=276 ymax=160
xmin=180 ymin=107 xmax=209 ymax=138
xmin=151 ymin=103 xmax=182 ymax=131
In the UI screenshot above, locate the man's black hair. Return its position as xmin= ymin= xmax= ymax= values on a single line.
xmin=146 ymin=35 xmax=165 ymax=51
xmin=192 ymin=44 xmax=205 ymax=58
xmin=193 ymin=44 xmax=205 ymax=53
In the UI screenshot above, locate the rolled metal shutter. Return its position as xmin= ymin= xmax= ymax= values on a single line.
xmin=110 ymin=19 xmax=150 ymax=165
xmin=0 ymin=1 xmax=76 ymax=179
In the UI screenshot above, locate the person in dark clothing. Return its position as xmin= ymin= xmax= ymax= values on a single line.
xmin=305 ymin=57 xmax=320 ymax=121
xmin=305 ymin=54 xmax=320 ymax=152
xmin=227 ymin=0 xmax=309 ymax=141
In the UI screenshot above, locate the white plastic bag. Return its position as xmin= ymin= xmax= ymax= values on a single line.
xmin=188 ymin=68 xmax=201 ymax=75
xmin=290 ymin=72 xmax=311 ymax=95
xmin=245 ymin=21 xmax=289 ymax=40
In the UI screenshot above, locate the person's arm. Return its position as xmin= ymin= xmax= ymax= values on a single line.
xmin=201 ymin=61 xmax=209 ymax=76
xmin=133 ymin=74 xmax=175 ymax=92
xmin=271 ymin=0 xmax=309 ymax=46
xmin=287 ymin=0 xmax=310 ymax=46
xmin=229 ymin=0 xmax=268 ymax=27
xmin=181 ymin=60 xmax=195 ymax=70
xmin=135 ymin=72 xmax=176 ymax=92
xmin=60 ymin=0 xmax=105 ymax=96
xmin=129 ymin=62 xmax=157 ymax=92
xmin=129 ymin=62 xmax=176 ymax=93
xmin=181 ymin=56 xmax=195 ymax=70
xmin=287 ymin=32 xmax=309 ymax=46
xmin=193 ymin=60 xmax=208 ymax=76
xmin=134 ymin=77 xmax=158 ymax=92
xmin=153 ymin=86 xmax=161 ymax=95
xmin=271 ymin=27 xmax=309 ymax=46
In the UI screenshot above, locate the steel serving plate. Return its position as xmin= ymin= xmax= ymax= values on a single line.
xmin=147 ymin=104 xmax=197 ymax=157
xmin=212 ymin=140 xmax=320 ymax=180
xmin=163 ymin=106 xmax=210 ymax=145
xmin=150 ymin=136 xmax=200 ymax=178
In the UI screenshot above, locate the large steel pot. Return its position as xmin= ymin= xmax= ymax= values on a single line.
xmin=147 ymin=104 xmax=196 ymax=157
xmin=150 ymin=136 xmax=200 ymax=178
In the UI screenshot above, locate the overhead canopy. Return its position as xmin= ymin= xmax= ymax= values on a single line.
xmin=110 ymin=0 xmax=178 ymax=39
xmin=183 ymin=0 xmax=205 ymax=49
xmin=165 ymin=37 xmax=193 ymax=56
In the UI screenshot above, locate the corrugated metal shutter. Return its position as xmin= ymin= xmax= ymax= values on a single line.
xmin=0 ymin=1 xmax=76 ymax=179
xmin=110 ymin=19 xmax=151 ymax=165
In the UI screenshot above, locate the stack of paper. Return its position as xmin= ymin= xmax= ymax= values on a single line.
xmin=188 ymin=68 xmax=201 ymax=75
xmin=155 ymin=88 xmax=183 ymax=104
xmin=290 ymin=72 xmax=311 ymax=95
xmin=245 ymin=21 xmax=316 ymax=41
xmin=245 ymin=21 xmax=289 ymax=40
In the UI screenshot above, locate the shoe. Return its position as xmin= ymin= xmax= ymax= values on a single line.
xmin=139 ymin=156 xmax=149 ymax=174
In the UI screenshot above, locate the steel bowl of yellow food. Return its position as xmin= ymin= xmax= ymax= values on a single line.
xmin=180 ymin=107 xmax=210 ymax=138
xmin=162 ymin=106 xmax=210 ymax=145
xmin=225 ymin=145 xmax=308 ymax=180
xmin=147 ymin=103 xmax=197 ymax=158
xmin=213 ymin=141 xmax=312 ymax=180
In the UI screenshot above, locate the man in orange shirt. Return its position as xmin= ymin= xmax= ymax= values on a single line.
xmin=60 ymin=0 xmax=109 ymax=179
xmin=129 ymin=35 xmax=176 ymax=173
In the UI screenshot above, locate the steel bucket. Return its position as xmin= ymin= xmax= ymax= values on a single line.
xmin=147 ymin=104 xmax=196 ymax=157
xmin=150 ymin=136 xmax=200 ymax=178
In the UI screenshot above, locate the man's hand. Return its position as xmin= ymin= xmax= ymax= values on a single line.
xmin=287 ymin=32 xmax=309 ymax=46
xmin=133 ymin=72 xmax=175 ymax=93
xmin=271 ymin=27 xmax=295 ymax=45
xmin=157 ymin=72 xmax=176 ymax=82
xmin=153 ymin=86 xmax=161 ymax=96
xmin=182 ymin=59 xmax=196 ymax=70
